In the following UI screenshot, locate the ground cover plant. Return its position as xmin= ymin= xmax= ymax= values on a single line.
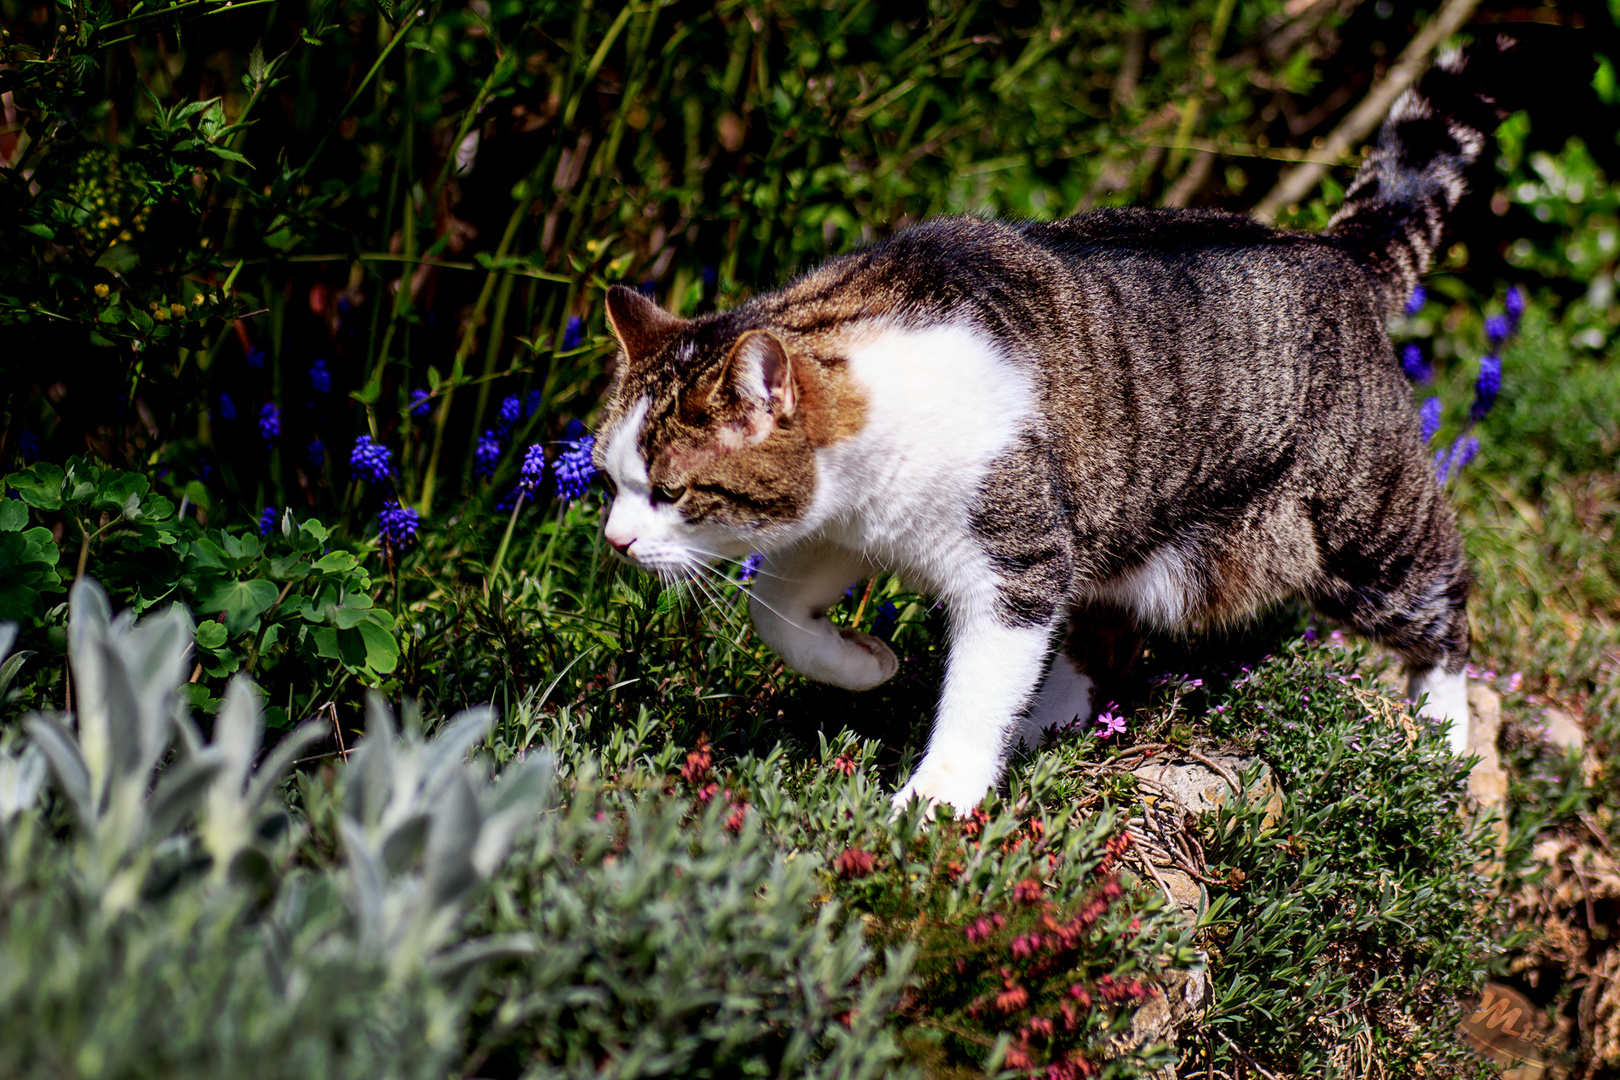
xmin=2 ymin=0 xmax=1619 ymax=1075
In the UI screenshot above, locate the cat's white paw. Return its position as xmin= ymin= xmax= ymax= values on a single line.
xmin=829 ymin=627 xmax=898 ymax=690
xmin=891 ymin=762 xmax=995 ymax=815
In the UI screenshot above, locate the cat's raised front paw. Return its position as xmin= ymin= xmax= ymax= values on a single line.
xmin=831 ymin=627 xmax=898 ymax=690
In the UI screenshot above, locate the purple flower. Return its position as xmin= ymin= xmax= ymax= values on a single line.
xmin=1404 ymin=286 xmax=1426 ymax=316
xmin=1505 ymin=285 xmax=1525 ymax=326
xmin=246 ymin=347 xmax=266 ymax=370
xmin=350 ymin=435 xmax=393 ymax=485
xmin=562 ymin=316 xmax=584 ymax=351
xmin=258 ymin=506 xmax=278 ymax=537
xmin=258 ymin=403 xmax=281 ymax=445
xmin=1452 ymin=434 xmax=1480 ymax=472
xmin=474 ymin=429 xmax=504 ymax=479
xmin=1485 ymin=314 xmax=1511 ymax=346
xmin=873 ymin=600 xmax=898 ymax=640
xmin=739 ymin=552 xmax=763 ymax=582
xmin=306 ymin=439 xmax=326 ymax=468
xmin=1420 ymin=396 xmax=1442 ymax=443
xmin=497 ymin=395 xmax=522 ymax=434
xmin=1472 ymin=354 xmax=1501 ymax=420
xmin=523 ymin=389 xmax=543 ymax=419
xmin=636 ymin=280 xmax=656 ymax=298
xmin=309 ymin=358 xmax=331 ymax=395
xmin=218 ymin=393 xmax=237 ymax=422
xmin=1094 ymin=710 xmax=1127 ymax=740
xmin=494 ymin=486 xmax=524 ymax=512
xmin=1401 ymin=343 xmax=1430 ymax=382
xmin=553 ymin=421 xmax=596 ymax=501
xmin=17 ymin=430 xmax=39 ymax=463
xmin=409 ymin=389 xmax=433 ymax=419
xmin=702 ymin=265 xmax=719 ymax=291
xmin=519 ymin=443 xmax=546 ymax=495
xmin=378 ymin=499 xmax=420 ymax=551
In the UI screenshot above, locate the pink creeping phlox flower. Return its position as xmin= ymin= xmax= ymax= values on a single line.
xmin=1094 ymin=709 xmax=1127 ymax=740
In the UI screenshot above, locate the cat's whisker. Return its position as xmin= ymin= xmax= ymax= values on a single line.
xmin=680 ymin=544 xmax=804 ymax=585
xmin=692 ymin=562 xmax=818 ymax=636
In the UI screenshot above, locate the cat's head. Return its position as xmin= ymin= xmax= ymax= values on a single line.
xmin=592 ymin=286 xmax=858 ymax=578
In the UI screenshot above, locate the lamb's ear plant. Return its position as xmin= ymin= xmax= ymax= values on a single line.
xmin=338 ymin=693 xmax=553 ymax=980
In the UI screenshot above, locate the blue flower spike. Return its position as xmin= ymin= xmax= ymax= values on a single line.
xmin=553 ymin=420 xmax=597 ymax=501
xmin=349 ymin=435 xmax=393 ymax=485
xmin=378 ymin=499 xmax=421 ymax=552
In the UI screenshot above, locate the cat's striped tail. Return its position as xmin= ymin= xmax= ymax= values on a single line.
xmin=1326 ymin=37 xmax=1517 ymax=314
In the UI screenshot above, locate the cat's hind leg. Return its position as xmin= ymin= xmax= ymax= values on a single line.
xmin=747 ymin=541 xmax=897 ymax=691
xmin=1307 ymin=471 xmax=1473 ymax=755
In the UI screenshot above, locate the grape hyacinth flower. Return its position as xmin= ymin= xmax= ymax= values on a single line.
xmin=258 ymin=403 xmax=281 ymax=446
xmin=218 ymin=393 xmax=237 ymax=422
xmin=494 ymin=486 xmax=523 ymax=513
xmin=562 ymin=316 xmax=584 ymax=351
xmin=258 ymin=506 xmax=278 ymax=537
xmin=636 ymin=280 xmax=656 ymax=298
xmin=553 ymin=420 xmax=596 ymax=501
xmin=1420 ymin=397 xmax=1442 ymax=443
xmin=1404 ymin=286 xmax=1426 ymax=316
xmin=1505 ymin=285 xmax=1525 ymax=326
xmin=246 ymin=347 xmax=266 ymax=370
xmin=17 ymin=430 xmax=39 ymax=463
xmin=1453 ymin=434 xmax=1480 ymax=471
xmin=474 ymin=429 xmax=504 ymax=479
xmin=519 ymin=443 xmax=546 ymax=495
xmin=702 ymin=264 xmax=719 ymax=291
xmin=497 ymin=394 xmax=522 ymax=434
xmin=1472 ymin=354 xmax=1501 ymax=421
xmin=306 ymin=439 xmax=326 ymax=469
xmin=349 ymin=435 xmax=393 ymax=485
xmin=523 ymin=389 xmax=542 ymax=419
xmin=1484 ymin=315 xmax=1511 ymax=347
xmin=409 ymin=388 xmax=433 ymax=418
xmin=309 ymin=358 xmax=331 ymax=395
xmin=378 ymin=499 xmax=421 ymax=552
xmin=1401 ymin=343 xmax=1430 ymax=382
xmin=739 ymin=552 xmax=763 ymax=582
xmin=873 ymin=600 xmax=898 ymax=641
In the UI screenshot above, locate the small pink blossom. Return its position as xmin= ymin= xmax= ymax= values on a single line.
xmin=1094 ymin=711 xmax=1127 ymax=739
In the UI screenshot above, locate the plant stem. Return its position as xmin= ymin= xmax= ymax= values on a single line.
xmin=488 ymin=491 xmax=527 ymax=584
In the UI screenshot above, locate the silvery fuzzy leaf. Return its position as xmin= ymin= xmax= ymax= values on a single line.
xmin=212 ymin=677 xmax=264 ymax=794
xmin=471 ymin=753 xmax=552 ymax=878
xmin=24 ymin=712 xmax=95 ymax=827
xmin=0 ymin=744 xmax=46 ymax=821
xmin=146 ymin=754 xmax=225 ymax=840
xmin=380 ymin=811 xmax=429 ymax=877
xmin=0 ymin=648 xmax=32 ymax=702
xmin=173 ymin=704 xmax=207 ymax=759
xmin=243 ymin=720 xmax=327 ymax=816
xmin=422 ymin=770 xmax=482 ymax=914
xmin=97 ymin=632 xmax=154 ymax=798
xmin=345 ymin=698 xmax=398 ymax=828
xmin=120 ymin=603 xmax=190 ymax=770
xmin=418 ymin=706 xmax=495 ymax=790
xmin=429 ymin=932 xmax=538 ymax=981
xmin=0 ymin=622 xmax=16 ymax=664
xmin=68 ymin=580 xmax=114 ymax=805
xmin=339 ymin=817 xmax=385 ymax=948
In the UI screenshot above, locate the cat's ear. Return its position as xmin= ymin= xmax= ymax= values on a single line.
xmin=720 ymin=329 xmax=795 ymax=445
xmin=605 ymin=285 xmax=685 ymax=367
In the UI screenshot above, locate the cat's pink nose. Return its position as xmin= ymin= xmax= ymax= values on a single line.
xmin=606 ymin=535 xmax=633 ymax=555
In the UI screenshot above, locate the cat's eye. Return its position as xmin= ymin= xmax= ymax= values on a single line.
xmin=651 ymin=484 xmax=687 ymax=505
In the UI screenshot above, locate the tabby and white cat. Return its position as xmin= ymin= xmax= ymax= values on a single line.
xmin=592 ymin=45 xmax=1506 ymax=810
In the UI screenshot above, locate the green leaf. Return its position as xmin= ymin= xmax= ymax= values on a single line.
xmin=6 ymin=463 xmax=65 ymax=510
xmin=208 ymin=146 xmax=253 ymax=166
xmin=355 ymin=619 xmax=399 ymax=674
xmin=195 ymin=621 xmax=229 ymax=650
xmin=204 ymin=579 xmax=280 ymax=635
xmin=0 ymin=501 xmax=26 ymax=532
xmin=312 ymin=550 xmax=358 ymax=574
xmin=332 ymin=605 xmax=385 ymax=630
xmin=20 ymin=222 xmax=54 ymax=240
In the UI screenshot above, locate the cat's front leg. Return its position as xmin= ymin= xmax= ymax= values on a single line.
xmin=894 ymin=603 xmax=1056 ymax=812
xmin=747 ymin=542 xmax=897 ymax=691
